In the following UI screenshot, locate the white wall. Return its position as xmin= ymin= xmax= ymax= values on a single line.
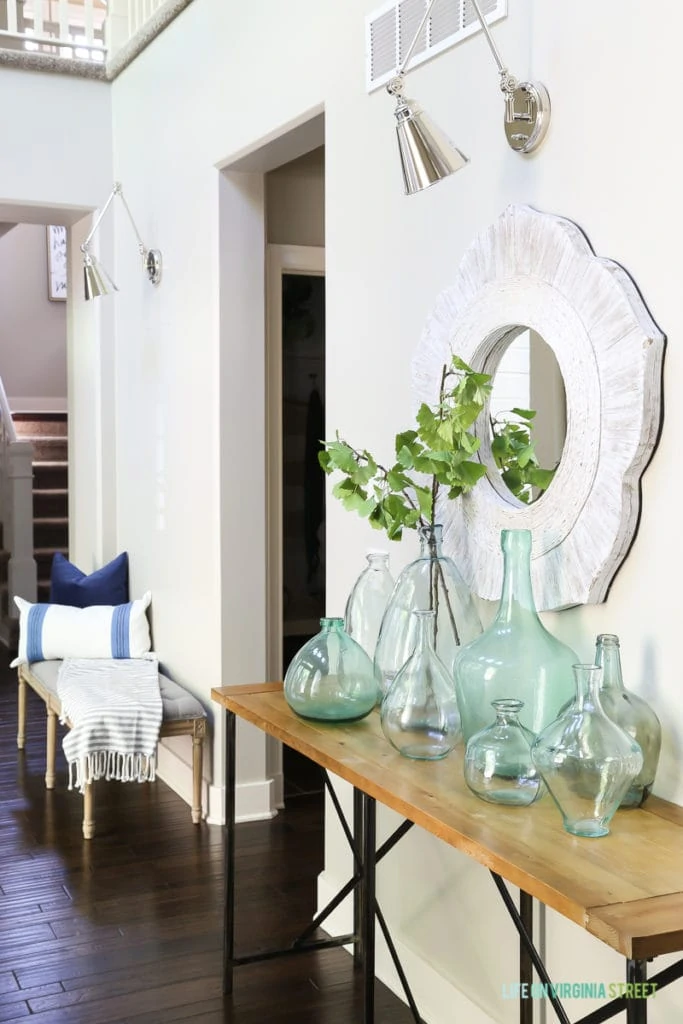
xmin=105 ymin=2 xmax=682 ymax=1020
xmin=0 ymin=224 xmax=67 ymax=409
xmin=0 ymin=68 xmax=115 ymax=571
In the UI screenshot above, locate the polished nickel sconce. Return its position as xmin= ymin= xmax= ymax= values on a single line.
xmin=388 ymin=0 xmax=551 ymax=194
xmin=81 ymin=182 xmax=162 ymax=300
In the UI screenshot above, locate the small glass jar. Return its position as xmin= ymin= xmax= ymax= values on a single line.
xmin=380 ymin=609 xmax=461 ymax=760
xmin=464 ymin=699 xmax=543 ymax=806
xmin=284 ymin=617 xmax=378 ymax=722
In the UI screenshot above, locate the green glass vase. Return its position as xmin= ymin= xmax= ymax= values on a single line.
xmin=454 ymin=529 xmax=578 ymax=743
xmin=284 ymin=617 xmax=379 ymax=722
xmin=595 ymin=633 xmax=661 ymax=808
xmin=531 ymin=664 xmax=643 ymax=838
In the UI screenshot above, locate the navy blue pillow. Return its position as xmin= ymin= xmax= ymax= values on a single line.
xmin=50 ymin=551 xmax=129 ymax=608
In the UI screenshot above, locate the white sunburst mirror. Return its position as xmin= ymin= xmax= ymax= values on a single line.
xmin=412 ymin=204 xmax=665 ymax=611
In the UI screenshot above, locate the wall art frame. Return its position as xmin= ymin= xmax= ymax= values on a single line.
xmin=412 ymin=204 xmax=665 ymax=611
xmin=47 ymin=225 xmax=67 ymax=302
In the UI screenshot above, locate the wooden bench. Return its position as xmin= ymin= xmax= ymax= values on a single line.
xmin=17 ymin=660 xmax=207 ymax=839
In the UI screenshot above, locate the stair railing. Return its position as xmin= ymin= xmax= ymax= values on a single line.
xmin=0 ymin=0 xmax=106 ymax=61
xmin=0 ymin=379 xmax=37 ymax=614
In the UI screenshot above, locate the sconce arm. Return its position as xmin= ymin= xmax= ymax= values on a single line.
xmin=80 ymin=182 xmax=148 ymax=258
xmin=80 ymin=183 xmax=120 ymax=254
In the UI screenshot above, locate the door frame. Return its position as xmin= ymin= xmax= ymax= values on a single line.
xmin=265 ymin=243 xmax=325 ymax=806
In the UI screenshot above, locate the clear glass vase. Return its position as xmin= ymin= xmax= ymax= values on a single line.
xmin=464 ymin=699 xmax=543 ymax=806
xmin=344 ymin=550 xmax=395 ymax=660
xmin=454 ymin=529 xmax=578 ymax=743
xmin=531 ymin=664 xmax=644 ymax=838
xmin=595 ymin=634 xmax=661 ymax=808
xmin=380 ymin=610 xmax=461 ymax=760
xmin=284 ymin=617 xmax=379 ymax=722
xmin=374 ymin=524 xmax=482 ymax=698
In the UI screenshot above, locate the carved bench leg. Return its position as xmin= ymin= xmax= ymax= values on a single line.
xmin=17 ymin=672 xmax=26 ymax=750
xmin=46 ymin=708 xmax=57 ymax=790
xmin=191 ymin=722 xmax=205 ymax=824
xmin=83 ymin=783 xmax=94 ymax=839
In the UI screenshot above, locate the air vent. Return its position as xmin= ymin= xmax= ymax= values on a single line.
xmin=366 ymin=0 xmax=507 ymax=92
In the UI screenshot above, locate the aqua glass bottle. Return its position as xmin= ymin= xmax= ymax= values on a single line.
xmin=464 ymin=699 xmax=543 ymax=806
xmin=344 ymin=550 xmax=395 ymax=660
xmin=531 ymin=664 xmax=643 ymax=838
xmin=284 ymin=617 xmax=379 ymax=722
xmin=454 ymin=529 xmax=578 ymax=743
xmin=380 ymin=610 xmax=461 ymax=760
xmin=595 ymin=634 xmax=661 ymax=808
xmin=374 ymin=524 xmax=482 ymax=698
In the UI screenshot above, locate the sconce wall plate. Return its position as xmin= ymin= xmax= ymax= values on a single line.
xmin=504 ymin=81 xmax=551 ymax=153
xmin=146 ymin=249 xmax=162 ymax=285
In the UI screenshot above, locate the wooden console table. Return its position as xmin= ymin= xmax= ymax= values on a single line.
xmin=212 ymin=682 xmax=683 ymax=1024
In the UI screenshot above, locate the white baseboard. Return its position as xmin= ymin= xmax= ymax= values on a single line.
xmin=316 ymin=872 xmax=499 ymax=1024
xmin=155 ymin=740 xmax=277 ymax=826
xmin=9 ymin=396 xmax=68 ymax=413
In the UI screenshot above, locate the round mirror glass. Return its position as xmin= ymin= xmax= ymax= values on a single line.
xmin=487 ymin=328 xmax=567 ymax=504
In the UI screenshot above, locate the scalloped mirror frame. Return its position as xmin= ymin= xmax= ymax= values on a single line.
xmin=412 ymin=204 xmax=665 ymax=611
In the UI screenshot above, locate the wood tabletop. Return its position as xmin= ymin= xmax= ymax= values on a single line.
xmin=212 ymin=682 xmax=683 ymax=959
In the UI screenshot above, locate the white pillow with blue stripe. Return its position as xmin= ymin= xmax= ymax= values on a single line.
xmin=10 ymin=592 xmax=152 ymax=667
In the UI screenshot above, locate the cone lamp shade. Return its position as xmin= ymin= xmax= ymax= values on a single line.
xmin=83 ymin=254 xmax=119 ymax=300
xmin=394 ymin=98 xmax=468 ymax=195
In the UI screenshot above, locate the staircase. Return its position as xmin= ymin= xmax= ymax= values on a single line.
xmin=13 ymin=413 xmax=68 ymax=604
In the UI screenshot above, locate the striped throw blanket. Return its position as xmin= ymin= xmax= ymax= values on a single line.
xmin=57 ymin=657 xmax=163 ymax=794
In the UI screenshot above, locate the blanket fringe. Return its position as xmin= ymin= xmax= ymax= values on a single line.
xmin=68 ymin=750 xmax=158 ymax=794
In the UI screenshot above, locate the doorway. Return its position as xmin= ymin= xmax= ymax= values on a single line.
xmin=265 ymin=148 xmax=326 ymax=802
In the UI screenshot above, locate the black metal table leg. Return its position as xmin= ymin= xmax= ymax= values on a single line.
xmin=223 ymin=710 xmax=236 ymax=995
xmin=626 ymin=960 xmax=648 ymax=1024
xmin=520 ymin=891 xmax=533 ymax=1024
xmin=362 ymin=793 xmax=377 ymax=1024
xmin=354 ymin=787 xmax=364 ymax=967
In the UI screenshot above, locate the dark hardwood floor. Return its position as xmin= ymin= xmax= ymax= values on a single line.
xmin=0 ymin=652 xmax=415 ymax=1023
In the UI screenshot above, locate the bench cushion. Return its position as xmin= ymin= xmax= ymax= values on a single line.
xmin=26 ymin=661 xmax=206 ymax=723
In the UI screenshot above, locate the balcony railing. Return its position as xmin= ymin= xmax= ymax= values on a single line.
xmin=0 ymin=0 xmax=179 ymax=68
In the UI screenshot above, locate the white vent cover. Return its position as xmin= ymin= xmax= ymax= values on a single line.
xmin=366 ymin=0 xmax=507 ymax=92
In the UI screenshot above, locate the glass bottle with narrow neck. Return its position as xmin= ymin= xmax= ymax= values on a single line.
xmin=595 ymin=633 xmax=661 ymax=807
xmin=454 ymin=529 xmax=578 ymax=742
xmin=380 ymin=609 xmax=461 ymax=760
xmin=374 ymin=523 xmax=482 ymax=698
xmin=344 ymin=550 xmax=395 ymax=661
xmin=531 ymin=664 xmax=644 ymax=837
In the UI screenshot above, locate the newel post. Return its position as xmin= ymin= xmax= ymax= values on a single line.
xmin=7 ymin=439 xmax=37 ymax=613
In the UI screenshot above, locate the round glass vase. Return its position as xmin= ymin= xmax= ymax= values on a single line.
xmin=531 ymin=664 xmax=644 ymax=838
xmin=380 ymin=610 xmax=461 ymax=760
xmin=595 ymin=633 xmax=661 ymax=808
xmin=374 ymin=524 xmax=482 ymax=698
xmin=454 ymin=529 xmax=578 ymax=743
xmin=283 ymin=617 xmax=379 ymax=722
xmin=464 ymin=699 xmax=543 ymax=806
xmin=344 ymin=550 xmax=395 ymax=660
